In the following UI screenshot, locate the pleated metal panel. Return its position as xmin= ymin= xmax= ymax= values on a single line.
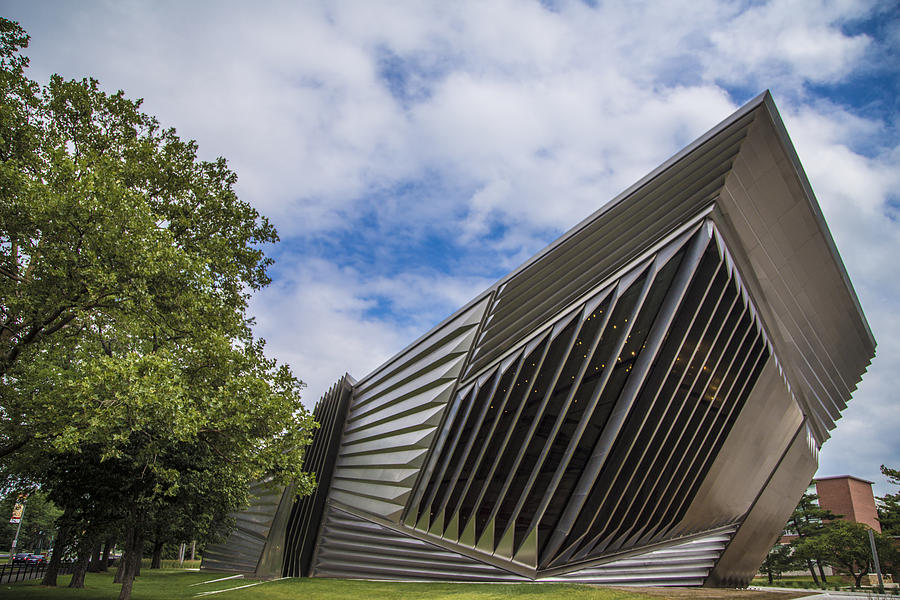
xmin=201 ymin=479 xmax=288 ymax=573
xmin=313 ymin=505 xmax=527 ymax=581
xmin=312 ymin=504 xmax=736 ymax=585
xmin=403 ymin=221 xmax=769 ymax=574
xmin=211 ymin=93 xmax=874 ymax=587
xmin=282 ymin=374 xmax=354 ymax=576
xmin=544 ymin=527 xmax=737 ymax=586
xmin=548 ymin=229 xmax=770 ymax=567
xmin=329 ymin=296 xmax=490 ymax=523
xmin=465 ymin=113 xmax=755 ymax=379
xmin=713 ymin=104 xmax=875 ymax=445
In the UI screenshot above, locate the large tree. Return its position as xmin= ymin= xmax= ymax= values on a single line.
xmin=785 ymin=489 xmax=840 ymax=586
xmin=0 ymin=18 xmax=316 ymax=600
xmin=795 ymin=520 xmax=898 ymax=589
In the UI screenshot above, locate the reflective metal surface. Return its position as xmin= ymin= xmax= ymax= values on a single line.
xmin=206 ymin=92 xmax=875 ymax=586
xmin=200 ymin=478 xmax=288 ymax=574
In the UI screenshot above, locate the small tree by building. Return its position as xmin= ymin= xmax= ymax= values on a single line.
xmin=761 ymin=543 xmax=803 ymax=584
xmin=785 ymin=489 xmax=840 ymax=586
xmin=795 ymin=520 xmax=898 ymax=588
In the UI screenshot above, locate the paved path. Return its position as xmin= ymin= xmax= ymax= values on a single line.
xmin=610 ymin=585 xmax=897 ymax=600
xmin=750 ymin=587 xmax=899 ymax=600
xmin=610 ymin=585 xmax=809 ymax=600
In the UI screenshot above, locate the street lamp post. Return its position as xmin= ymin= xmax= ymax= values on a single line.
xmin=8 ymin=500 xmax=26 ymax=562
xmin=868 ymin=527 xmax=884 ymax=594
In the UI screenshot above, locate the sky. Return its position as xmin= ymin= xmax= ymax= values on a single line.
xmin=2 ymin=0 xmax=898 ymax=496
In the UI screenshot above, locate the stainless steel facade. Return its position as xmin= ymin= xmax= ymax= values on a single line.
xmin=202 ymin=92 xmax=875 ymax=586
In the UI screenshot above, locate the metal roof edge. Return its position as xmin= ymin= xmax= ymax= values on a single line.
xmin=351 ymin=94 xmax=772 ymax=389
xmin=352 ymin=289 xmax=493 ymax=391
xmin=489 ymin=91 xmax=770 ymax=290
xmin=757 ymin=93 xmax=876 ymax=349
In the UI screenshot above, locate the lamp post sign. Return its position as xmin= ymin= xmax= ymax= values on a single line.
xmin=10 ymin=498 xmax=25 ymax=524
xmin=9 ymin=494 xmax=27 ymax=561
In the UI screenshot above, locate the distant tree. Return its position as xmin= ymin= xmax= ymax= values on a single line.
xmin=878 ymin=465 xmax=900 ymax=536
xmin=796 ymin=520 xmax=898 ymax=588
xmin=0 ymin=489 xmax=60 ymax=552
xmin=785 ymin=488 xmax=840 ymax=586
xmin=761 ymin=543 xmax=802 ymax=584
xmin=878 ymin=495 xmax=900 ymax=536
xmin=883 ymin=465 xmax=900 ymax=485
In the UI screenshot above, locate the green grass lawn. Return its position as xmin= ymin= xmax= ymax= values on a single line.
xmin=750 ymin=574 xmax=891 ymax=590
xmin=0 ymin=569 xmax=652 ymax=600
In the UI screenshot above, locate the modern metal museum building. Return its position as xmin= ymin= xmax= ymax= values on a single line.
xmin=202 ymin=92 xmax=875 ymax=587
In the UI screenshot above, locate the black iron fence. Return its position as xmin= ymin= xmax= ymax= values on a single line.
xmin=0 ymin=561 xmax=75 ymax=584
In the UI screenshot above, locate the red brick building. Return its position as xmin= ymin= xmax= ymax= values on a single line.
xmin=814 ymin=475 xmax=881 ymax=532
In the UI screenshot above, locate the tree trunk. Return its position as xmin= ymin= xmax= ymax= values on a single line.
xmin=134 ymin=534 xmax=142 ymax=577
xmin=117 ymin=525 xmax=143 ymax=600
xmin=190 ymin=540 xmax=196 ymax=561
xmin=100 ymin=538 xmax=113 ymax=572
xmin=805 ymin=559 xmax=820 ymax=587
xmin=114 ymin=526 xmax=134 ymax=584
xmin=117 ymin=543 xmax=137 ymax=600
xmin=42 ymin=524 xmax=69 ymax=587
xmin=767 ymin=568 xmax=773 ymax=585
xmin=118 ymin=574 xmax=135 ymax=600
xmin=114 ymin=556 xmax=125 ymax=584
xmin=88 ymin=538 xmax=103 ymax=572
xmin=817 ymin=559 xmax=828 ymax=584
xmin=68 ymin=540 xmax=92 ymax=588
xmin=150 ymin=540 xmax=163 ymax=569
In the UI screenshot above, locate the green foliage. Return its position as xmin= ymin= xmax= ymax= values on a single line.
xmin=0 ymin=17 xmax=316 ymax=599
xmin=880 ymin=465 xmax=900 ymax=536
xmin=0 ymin=16 xmax=308 ymax=468
xmin=784 ymin=488 xmax=840 ymax=585
xmin=880 ymin=494 xmax=900 ymax=536
xmin=0 ymin=489 xmax=60 ymax=552
xmin=794 ymin=520 xmax=898 ymax=588
xmin=882 ymin=465 xmax=900 ymax=486
xmin=785 ymin=489 xmax=840 ymax=537
xmin=138 ymin=559 xmax=202 ymax=569
xmin=760 ymin=543 xmax=803 ymax=584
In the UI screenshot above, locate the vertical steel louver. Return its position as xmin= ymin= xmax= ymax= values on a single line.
xmin=203 ymin=92 xmax=875 ymax=587
xmin=200 ymin=479 xmax=292 ymax=574
xmin=282 ymin=374 xmax=354 ymax=577
xmin=405 ymin=223 xmax=769 ymax=573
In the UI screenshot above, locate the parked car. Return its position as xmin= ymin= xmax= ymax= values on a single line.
xmin=11 ymin=553 xmax=31 ymax=564
xmin=25 ymin=554 xmax=46 ymax=565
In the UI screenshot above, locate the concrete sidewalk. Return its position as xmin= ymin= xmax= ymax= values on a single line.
xmin=750 ymin=586 xmax=899 ymax=599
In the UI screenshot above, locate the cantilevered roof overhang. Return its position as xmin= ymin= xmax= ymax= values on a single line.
xmin=205 ymin=92 xmax=876 ymax=587
xmin=355 ymin=90 xmax=875 ymax=447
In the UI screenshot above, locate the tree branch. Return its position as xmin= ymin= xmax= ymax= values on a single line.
xmin=0 ymin=434 xmax=33 ymax=459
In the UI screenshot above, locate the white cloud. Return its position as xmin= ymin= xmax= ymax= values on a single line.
xmin=704 ymin=0 xmax=873 ymax=88
xmin=780 ymin=101 xmax=900 ymax=496
xmin=249 ymin=257 xmax=495 ymax=403
xmin=249 ymin=258 xmax=416 ymax=405
xmin=5 ymin=0 xmax=898 ymax=492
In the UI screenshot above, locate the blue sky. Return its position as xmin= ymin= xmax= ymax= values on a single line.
xmin=3 ymin=0 xmax=898 ymax=496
